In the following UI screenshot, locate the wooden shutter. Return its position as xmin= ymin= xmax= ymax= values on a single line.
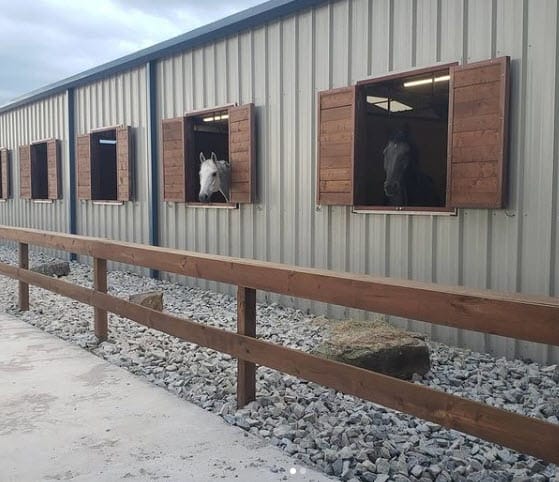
xmin=116 ymin=126 xmax=133 ymax=201
xmin=162 ymin=117 xmax=187 ymax=202
xmin=447 ymin=56 xmax=510 ymax=208
xmin=19 ymin=145 xmax=31 ymax=199
xmin=77 ymin=134 xmax=92 ymax=200
xmin=0 ymin=149 xmax=9 ymax=199
xmin=229 ymin=103 xmax=256 ymax=203
xmin=47 ymin=139 xmax=61 ymax=200
xmin=317 ymin=86 xmax=356 ymax=205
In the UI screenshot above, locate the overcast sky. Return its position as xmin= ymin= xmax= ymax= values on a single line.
xmin=0 ymin=0 xmax=266 ymax=105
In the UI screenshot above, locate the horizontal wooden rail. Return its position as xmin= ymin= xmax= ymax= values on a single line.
xmin=0 ymin=225 xmax=558 ymax=346
xmin=0 ymin=261 xmax=557 ymax=464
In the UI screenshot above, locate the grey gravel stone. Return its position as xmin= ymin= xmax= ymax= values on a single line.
xmin=338 ymin=446 xmax=354 ymax=460
xmin=375 ymin=458 xmax=390 ymax=475
xmin=360 ymin=472 xmax=376 ymax=482
xmin=332 ymin=458 xmax=344 ymax=476
xmin=374 ymin=475 xmax=390 ymax=482
xmin=31 ymin=261 xmax=70 ymax=277
xmin=411 ymin=464 xmax=424 ymax=477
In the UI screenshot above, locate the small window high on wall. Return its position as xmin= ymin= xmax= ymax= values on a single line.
xmin=317 ymin=57 xmax=510 ymax=211
xmin=19 ymin=140 xmax=61 ymax=200
xmin=162 ymin=103 xmax=256 ymax=205
xmin=77 ymin=126 xmax=133 ymax=202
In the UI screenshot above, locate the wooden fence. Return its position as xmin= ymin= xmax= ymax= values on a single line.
xmin=0 ymin=225 xmax=558 ymax=464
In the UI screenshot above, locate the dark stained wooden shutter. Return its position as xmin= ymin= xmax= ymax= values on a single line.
xmin=447 ymin=56 xmax=510 ymax=208
xmin=19 ymin=145 xmax=31 ymax=199
xmin=116 ymin=125 xmax=133 ymax=201
xmin=317 ymin=86 xmax=356 ymax=205
xmin=162 ymin=117 xmax=187 ymax=202
xmin=77 ymin=134 xmax=92 ymax=200
xmin=229 ymin=103 xmax=256 ymax=203
xmin=0 ymin=149 xmax=9 ymax=199
xmin=47 ymin=139 xmax=61 ymax=200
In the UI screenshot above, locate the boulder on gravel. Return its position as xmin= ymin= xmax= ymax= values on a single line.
xmin=312 ymin=320 xmax=430 ymax=380
xmin=31 ymin=261 xmax=70 ymax=277
xmin=129 ymin=291 xmax=164 ymax=311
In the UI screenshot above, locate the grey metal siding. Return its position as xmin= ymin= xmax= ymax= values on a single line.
xmin=0 ymin=93 xmax=69 ymax=259
xmin=74 ymin=67 xmax=150 ymax=274
xmin=157 ymin=0 xmax=559 ymax=364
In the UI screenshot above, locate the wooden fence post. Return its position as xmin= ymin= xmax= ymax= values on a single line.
xmin=93 ymin=257 xmax=108 ymax=341
xmin=237 ymin=286 xmax=256 ymax=408
xmin=18 ymin=242 xmax=29 ymax=311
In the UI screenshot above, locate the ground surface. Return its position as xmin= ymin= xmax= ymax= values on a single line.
xmin=0 ymin=313 xmax=330 ymax=482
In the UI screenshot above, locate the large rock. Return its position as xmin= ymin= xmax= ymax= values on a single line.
xmin=312 ymin=320 xmax=430 ymax=380
xmin=129 ymin=291 xmax=164 ymax=311
xmin=31 ymin=261 xmax=70 ymax=277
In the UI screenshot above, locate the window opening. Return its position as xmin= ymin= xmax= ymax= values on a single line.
xmin=30 ymin=143 xmax=48 ymax=199
xmin=356 ymin=68 xmax=450 ymax=209
xmin=91 ymin=129 xmax=117 ymax=201
xmin=188 ymin=109 xmax=229 ymax=203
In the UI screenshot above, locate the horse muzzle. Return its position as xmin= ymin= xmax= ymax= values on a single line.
xmin=384 ymin=181 xmax=400 ymax=197
xmin=199 ymin=193 xmax=210 ymax=202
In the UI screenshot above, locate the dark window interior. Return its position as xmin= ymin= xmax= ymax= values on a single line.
xmin=355 ymin=68 xmax=449 ymax=208
xmin=187 ymin=110 xmax=229 ymax=203
xmin=31 ymin=143 xmax=48 ymax=199
xmin=91 ymin=129 xmax=117 ymax=201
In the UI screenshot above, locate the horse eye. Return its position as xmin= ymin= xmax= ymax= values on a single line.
xmin=212 ymin=172 xmax=217 ymax=177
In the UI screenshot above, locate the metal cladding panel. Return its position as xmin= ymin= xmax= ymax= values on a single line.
xmin=0 ymin=93 xmax=69 ymax=259
xmin=74 ymin=67 xmax=149 ymax=274
xmin=153 ymin=0 xmax=559 ymax=364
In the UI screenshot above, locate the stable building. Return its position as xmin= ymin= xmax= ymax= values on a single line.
xmin=0 ymin=0 xmax=557 ymax=364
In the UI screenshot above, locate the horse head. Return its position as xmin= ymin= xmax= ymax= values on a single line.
xmin=383 ymin=127 xmax=414 ymax=206
xmin=199 ymin=152 xmax=231 ymax=203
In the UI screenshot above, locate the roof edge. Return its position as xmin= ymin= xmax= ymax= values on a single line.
xmin=0 ymin=0 xmax=327 ymax=114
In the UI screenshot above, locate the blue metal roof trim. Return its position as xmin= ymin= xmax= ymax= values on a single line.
xmin=0 ymin=0 xmax=328 ymax=114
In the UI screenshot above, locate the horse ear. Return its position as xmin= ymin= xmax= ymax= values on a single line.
xmin=200 ymin=152 xmax=206 ymax=163
xmin=211 ymin=152 xmax=218 ymax=162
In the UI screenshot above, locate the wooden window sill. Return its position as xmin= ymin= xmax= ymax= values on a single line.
xmin=185 ymin=202 xmax=238 ymax=209
xmin=32 ymin=199 xmax=54 ymax=204
xmin=352 ymin=206 xmax=457 ymax=216
xmin=91 ymin=200 xmax=124 ymax=206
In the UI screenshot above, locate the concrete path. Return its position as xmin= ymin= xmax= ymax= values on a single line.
xmin=0 ymin=313 xmax=331 ymax=482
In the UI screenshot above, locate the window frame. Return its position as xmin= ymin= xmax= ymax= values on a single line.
xmin=352 ymin=62 xmax=459 ymax=214
xmin=90 ymin=127 xmax=119 ymax=202
xmin=184 ymin=104 xmax=237 ymax=208
xmin=77 ymin=124 xmax=134 ymax=203
xmin=30 ymin=140 xmax=50 ymax=200
xmin=161 ymin=102 xmax=256 ymax=207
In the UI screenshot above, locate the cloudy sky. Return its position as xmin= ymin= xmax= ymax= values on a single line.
xmin=0 ymin=0 xmax=266 ymax=105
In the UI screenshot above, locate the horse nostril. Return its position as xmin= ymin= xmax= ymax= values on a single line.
xmin=199 ymin=194 xmax=208 ymax=202
xmin=384 ymin=182 xmax=398 ymax=196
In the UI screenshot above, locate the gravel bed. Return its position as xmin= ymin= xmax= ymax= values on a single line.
xmin=0 ymin=246 xmax=558 ymax=482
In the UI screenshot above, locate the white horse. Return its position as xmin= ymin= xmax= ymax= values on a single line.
xmin=198 ymin=152 xmax=231 ymax=203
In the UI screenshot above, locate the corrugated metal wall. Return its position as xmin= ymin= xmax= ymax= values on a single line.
xmin=0 ymin=0 xmax=556 ymax=364
xmin=0 ymin=93 xmax=69 ymax=259
xmin=157 ymin=0 xmax=559 ymax=364
xmin=74 ymin=66 xmax=150 ymax=273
